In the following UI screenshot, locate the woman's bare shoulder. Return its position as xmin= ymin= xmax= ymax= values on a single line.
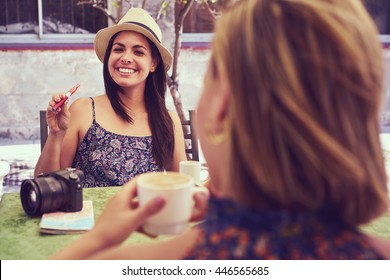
xmin=70 ymin=95 xmax=106 ymax=116
xmin=69 ymin=97 xmax=93 ymax=111
xmin=71 ymin=94 xmax=106 ymax=105
xmin=68 ymin=97 xmax=95 ymax=128
xmin=366 ymin=235 xmax=390 ymax=259
xmin=91 ymin=94 xmax=108 ymax=103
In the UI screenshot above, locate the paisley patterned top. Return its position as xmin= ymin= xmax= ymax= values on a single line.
xmin=184 ymin=198 xmax=384 ymax=259
xmin=72 ymin=98 xmax=162 ymax=188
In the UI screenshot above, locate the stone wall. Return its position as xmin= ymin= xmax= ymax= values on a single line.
xmin=0 ymin=47 xmax=389 ymax=144
xmin=0 ymin=47 xmax=210 ymax=144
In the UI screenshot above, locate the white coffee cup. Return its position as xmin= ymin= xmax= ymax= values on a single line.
xmin=137 ymin=171 xmax=208 ymax=235
xmin=179 ymin=160 xmax=209 ymax=186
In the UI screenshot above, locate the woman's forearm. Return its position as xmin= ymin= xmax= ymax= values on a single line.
xmin=34 ymin=132 xmax=65 ymax=177
xmin=50 ymin=229 xmax=112 ymax=260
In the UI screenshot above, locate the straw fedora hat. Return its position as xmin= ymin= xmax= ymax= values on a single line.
xmin=94 ymin=8 xmax=172 ymax=71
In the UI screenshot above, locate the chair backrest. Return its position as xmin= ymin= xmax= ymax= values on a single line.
xmin=181 ymin=110 xmax=199 ymax=161
xmin=39 ymin=109 xmax=200 ymax=160
xmin=40 ymin=110 xmax=48 ymax=152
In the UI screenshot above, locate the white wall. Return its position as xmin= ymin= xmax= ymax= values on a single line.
xmin=1 ymin=48 xmax=388 ymax=144
xmin=0 ymin=47 xmax=210 ymax=144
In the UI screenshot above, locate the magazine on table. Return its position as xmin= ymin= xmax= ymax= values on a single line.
xmin=39 ymin=201 xmax=94 ymax=234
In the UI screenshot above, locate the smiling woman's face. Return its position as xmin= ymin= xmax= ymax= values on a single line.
xmin=108 ymin=30 xmax=157 ymax=90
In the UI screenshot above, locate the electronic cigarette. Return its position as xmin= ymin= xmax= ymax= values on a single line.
xmin=51 ymin=84 xmax=80 ymax=112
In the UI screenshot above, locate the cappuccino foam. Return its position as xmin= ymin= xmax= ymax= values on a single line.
xmin=140 ymin=173 xmax=192 ymax=189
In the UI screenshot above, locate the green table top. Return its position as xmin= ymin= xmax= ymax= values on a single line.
xmin=0 ymin=187 xmax=389 ymax=260
xmin=0 ymin=187 xmax=167 ymax=260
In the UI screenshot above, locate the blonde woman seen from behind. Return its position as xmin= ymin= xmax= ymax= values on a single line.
xmin=52 ymin=0 xmax=390 ymax=259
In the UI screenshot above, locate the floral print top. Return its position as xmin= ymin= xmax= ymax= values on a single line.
xmin=184 ymin=198 xmax=384 ymax=259
xmin=72 ymin=98 xmax=162 ymax=188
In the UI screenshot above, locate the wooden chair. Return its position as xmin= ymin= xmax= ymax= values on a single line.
xmin=181 ymin=110 xmax=199 ymax=161
xmin=39 ymin=109 xmax=200 ymax=161
xmin=40 ymin=110 xmax=48 ymax=152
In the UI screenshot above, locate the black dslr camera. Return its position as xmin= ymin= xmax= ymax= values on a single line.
xmin=20 ymin=168 xmax=84 ymax=217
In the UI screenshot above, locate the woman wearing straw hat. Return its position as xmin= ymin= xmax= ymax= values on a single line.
xmin=35 ymin=8 xmax=186 ymax=187
xmin=52 ymin=0 xmax=390 ymax=259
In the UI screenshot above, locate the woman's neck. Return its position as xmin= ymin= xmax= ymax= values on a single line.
xmin=119 ymin=85 xmax=147 ymax=115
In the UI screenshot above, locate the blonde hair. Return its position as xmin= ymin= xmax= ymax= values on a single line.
xmin=212 ymin=0 xmax=388 ymax=225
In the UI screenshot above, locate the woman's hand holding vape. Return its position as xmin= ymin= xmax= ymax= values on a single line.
xmin=47 ymin=84 xmax=79 ymax=136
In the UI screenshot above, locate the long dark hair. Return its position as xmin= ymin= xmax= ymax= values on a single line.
xmin=102 ymin=32 xmax=174 ymax=169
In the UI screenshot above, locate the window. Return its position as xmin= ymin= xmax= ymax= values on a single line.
xmin=181 ymin=0 xmax=223 ymax=45
xmin=0 ymin=0 xmax=108 ymax=44
xmin=183 ymin=1 xmax=216 ymax=33
xmin=42 ymin=0 xmax=107 ymax=34
xmin=0 ymin=0 xmax=216 ymax=46
xmin=0 ymin=0 xmax=39 ymax=34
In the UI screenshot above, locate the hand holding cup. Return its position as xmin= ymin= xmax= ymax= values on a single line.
xmin=137 ymin=171 xmax=209 ymax=235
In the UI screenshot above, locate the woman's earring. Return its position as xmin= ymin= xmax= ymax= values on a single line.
xmin=204 ymin=120 xmax=228 ymax=145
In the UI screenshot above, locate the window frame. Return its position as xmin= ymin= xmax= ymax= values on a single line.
xmin=0 ymin=0 xmax=214 ymax=48
xmin=0 ymin=0 xmax=105 ymax=46
xmin=1 ymin=1 xmax=389 ymax=48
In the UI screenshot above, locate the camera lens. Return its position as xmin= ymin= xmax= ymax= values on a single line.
xmin=20 ymin=180 xmax=41 ymax=216
xmin=20 ymin=176 xmax=68 ymax=216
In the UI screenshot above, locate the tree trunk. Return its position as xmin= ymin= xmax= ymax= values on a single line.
xmin=167 ymin=0 xmax=195 ymax=123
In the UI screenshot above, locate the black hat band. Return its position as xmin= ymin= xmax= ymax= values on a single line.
xmin=125 ymin=21 xmax=161 ymax=43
